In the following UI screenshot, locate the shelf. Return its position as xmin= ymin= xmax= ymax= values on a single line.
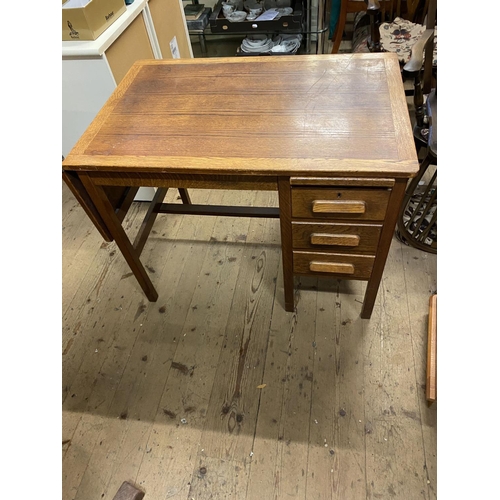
xmin=188 ymin=0 xmax=329 ymax=55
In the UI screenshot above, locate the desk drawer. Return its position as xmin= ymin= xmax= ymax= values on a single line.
xmin=291 ymin=221 xmax=381 ymax=253
xmin=291 ymin=188 xmax=390 ymax=221
xmin=293 ymin=251 xmax=374 ymax=279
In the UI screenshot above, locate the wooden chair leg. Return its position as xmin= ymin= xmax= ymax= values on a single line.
xmin=331 ymin=0 xmax=347 ymax=54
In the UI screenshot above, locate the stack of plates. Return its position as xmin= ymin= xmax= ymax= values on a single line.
xmin=270 ymin=33 xmax=301 ymax=53
xmin=240 ymin=33 xmax=302 ymax=54
xmin=240 ymin=35 xmax=273 ymax=53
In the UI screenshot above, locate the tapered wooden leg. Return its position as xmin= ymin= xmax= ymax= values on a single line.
xmin=278 ymin=177 xmax=295 ymax=312
xmin=80 ymin=173 xmax=158 ymax=302
xmin=361 ymin=179 xmax=407 ymax=319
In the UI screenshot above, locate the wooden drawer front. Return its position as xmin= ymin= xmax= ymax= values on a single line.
xmin=291 ymin=221 xmax=381 ymax=253
xmin=291 ymin=188 xmax=390 ymax=221
xmin=293 ymin=251 xmax=374 ymax=279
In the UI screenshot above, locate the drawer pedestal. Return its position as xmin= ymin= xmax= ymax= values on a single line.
xmin=279 ymin=176 xmax=408 ymax=318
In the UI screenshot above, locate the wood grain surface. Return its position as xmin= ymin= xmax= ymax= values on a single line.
xmin=62 ymin=54 xmax=418 ymax=178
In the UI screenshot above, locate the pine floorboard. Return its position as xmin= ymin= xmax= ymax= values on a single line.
xmin=62 ymin=182 xmax=437 ymax=500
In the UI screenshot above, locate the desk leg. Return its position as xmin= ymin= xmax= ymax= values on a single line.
xmin=361 ymin=179 xmax=407 ymax=319
xmin=80 ymin=173 xmax=159 ymax=302
xmin=178 ymin=188 xmax=192 ymax=204
xmin=278 ymin=177 xmax=295 ymax=312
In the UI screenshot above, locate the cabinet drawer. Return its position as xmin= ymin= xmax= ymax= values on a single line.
xmin=292 ymin=221 xmax=381 ymax=253
xmin=291 ymin=188 xmax=391 ymax=221
xmin=293 ymin=251 xmax=374 ymax=279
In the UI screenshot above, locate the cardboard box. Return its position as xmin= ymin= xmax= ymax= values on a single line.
xmin=62 ymin=0 xmax=126 ymax=41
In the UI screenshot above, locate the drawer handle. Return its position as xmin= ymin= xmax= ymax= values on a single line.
xmin=309 ymin=261 xmax=355 ymax=274
xmin=312 ymin=200 xmax=366 ymax=214
xmin=310 ymin=233 xmax=360 ymax=247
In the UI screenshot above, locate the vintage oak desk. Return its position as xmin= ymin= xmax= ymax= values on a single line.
xmin=62 ymin=54 xmax=418 ymax=318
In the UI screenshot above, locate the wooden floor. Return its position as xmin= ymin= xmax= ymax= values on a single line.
xmin=62 ymin=183 xmax=437 ymax=500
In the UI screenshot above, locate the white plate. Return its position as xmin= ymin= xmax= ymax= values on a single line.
xmin=241 ymin=35 xmax=273 ymax=53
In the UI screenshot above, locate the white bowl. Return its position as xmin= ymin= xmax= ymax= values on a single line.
xmin=227 ymin=10 xmax=247 ymax=21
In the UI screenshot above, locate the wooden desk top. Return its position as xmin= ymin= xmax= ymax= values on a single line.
xmin=63 ymin=54 xmax=418 ymax=178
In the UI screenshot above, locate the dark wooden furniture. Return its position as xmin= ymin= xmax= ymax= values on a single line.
xmin=62 ymin=54 xmax=418 ymax=318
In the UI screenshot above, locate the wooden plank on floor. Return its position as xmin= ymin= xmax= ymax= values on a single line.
xmin=62 ymin=200 xmax=153 ymax=401
xmin=244 ymin=262 xmax=296 ymax=499
xmin=269 ymin=275 xmax=317 ymax=499
xmin=62 ymin=189 xmax=182 ymax=387
xmin=187 ymin=456 xmax=249 ymax=499
xmin=61 ymin=193 xmax=116 ymax=316
xmin=62 ymin=186 xmax=438 ymax=500
xmin=401 ymin=243 xmax=437 ymax=499
xmin=302 ymin=279 xmax=337 ymax=500
xmin=363 ymin=239 xmax=431 ymax=499
xmin=306 ymin=280 xmax=366 ymax=499
xmin=70 ymin=190 xmax=219 ymax=500
xmin=101 ymin=189 xmax=221 ymax=499
xmin=327 ymin=280 xmax=368 ymax=500
xmin=62 ymin=199 xmax=152 ymax=467
xmin=134 ymin=190 xmax=263 ymax=499
xmin=62 ymin=199 xmax=146 ymax=341
xmin=197 ymin=195 xmax=282 ymax=464
xmin=62 ymin=189 xmax=208 ymax=498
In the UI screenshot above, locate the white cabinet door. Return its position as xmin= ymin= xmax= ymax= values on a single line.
xmin=62 ymin=56 xmax=115 ymax=158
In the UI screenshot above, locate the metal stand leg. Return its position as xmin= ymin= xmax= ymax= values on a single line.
xmin=198 ymin=34 xmax=207 ymax=55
